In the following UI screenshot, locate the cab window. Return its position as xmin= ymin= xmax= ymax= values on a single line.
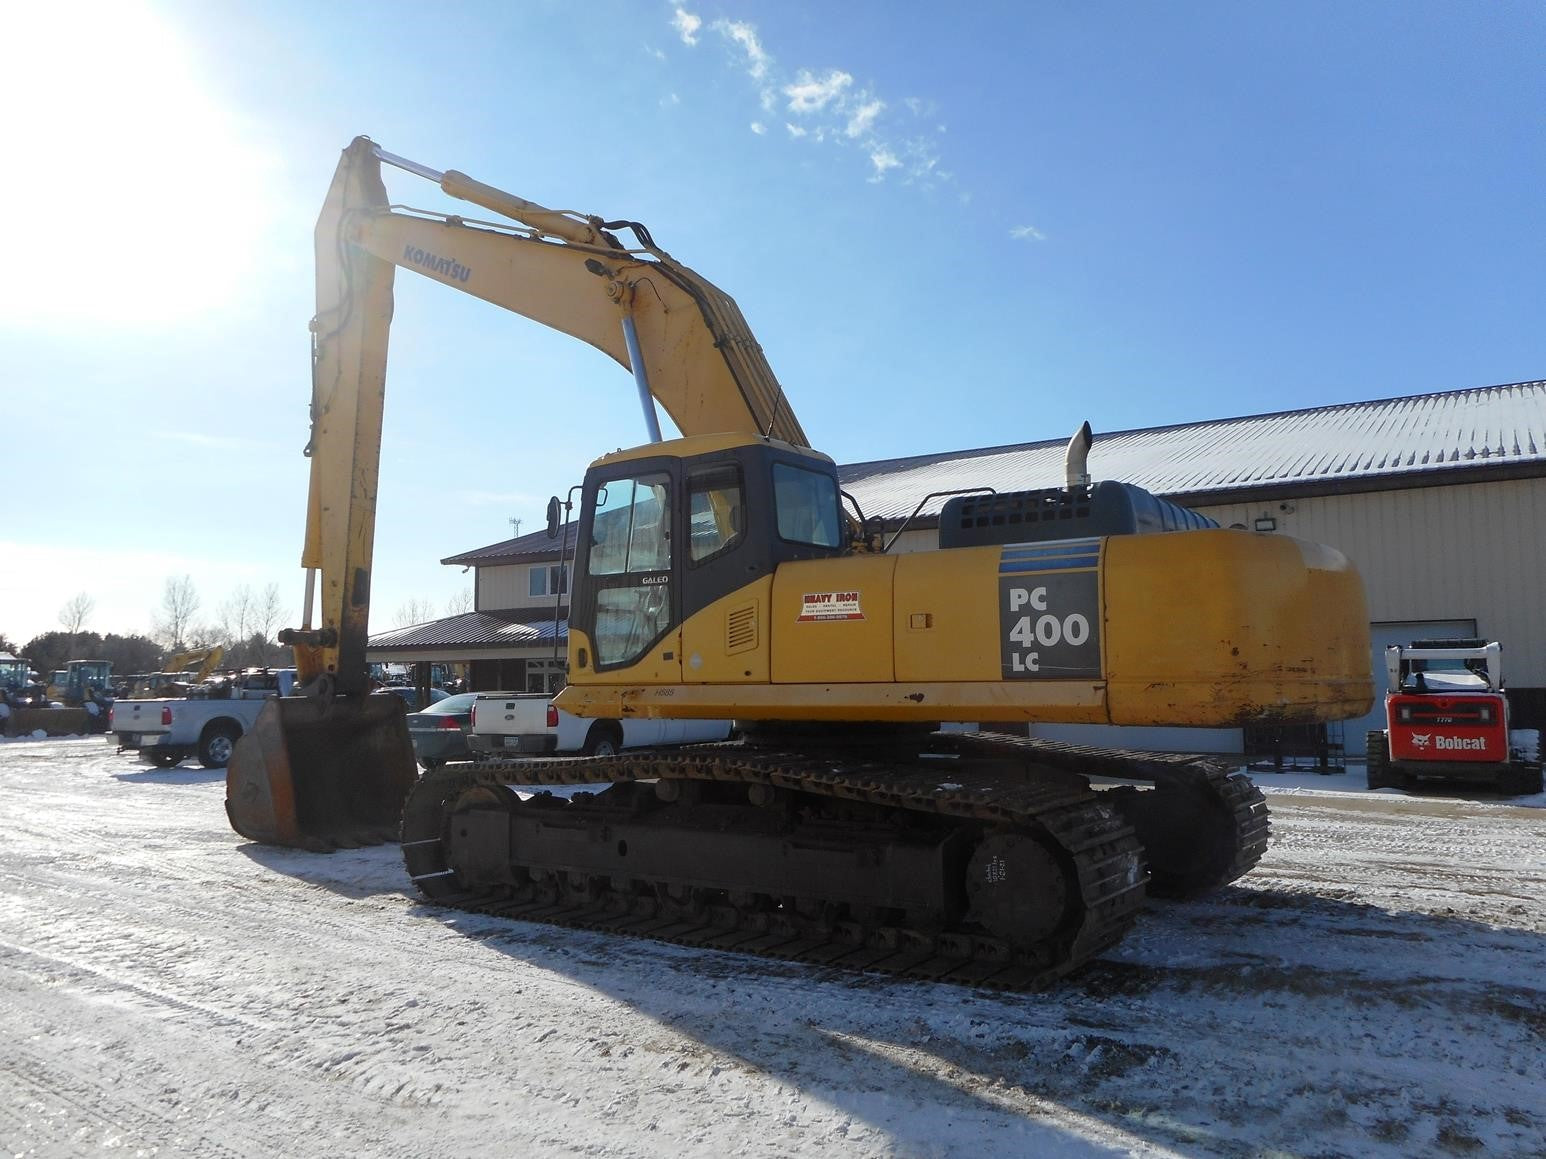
xmin=773 ymin=462 xmax=841 ymax=547
xmin=587 ymin=472 xmax=674 ymax=667
xmin=687 ymin=464 xmax=744 ymax=564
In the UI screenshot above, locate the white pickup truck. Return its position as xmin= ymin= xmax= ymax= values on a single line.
xmin=466 ymin=691 xmax=732 ymax=759
xmin=109 ymin=669 xmax=298 ymax=769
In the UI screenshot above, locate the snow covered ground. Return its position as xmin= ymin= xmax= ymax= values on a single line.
xmin=2 ymin=736 xmax=1542 ymax=1158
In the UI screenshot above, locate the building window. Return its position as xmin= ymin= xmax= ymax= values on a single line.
xmin=528 ymin=564 xmax=570 ymax=598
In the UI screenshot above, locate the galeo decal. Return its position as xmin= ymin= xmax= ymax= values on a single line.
xmin=403 ymin=245 xmax=472 ymax=283
xmin=999 ymin=539 xmax=1101 ymax=679
xmin=797 ymin=591 xmax=864 ymax=622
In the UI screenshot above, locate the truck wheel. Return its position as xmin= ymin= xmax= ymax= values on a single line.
xmin=582 ymin=723 xmax=622 ymax=757
xmin=1366 ymin=731 xmax=1399 ymax=790
xmin=199 ymin=724 xmax=240 ymax=769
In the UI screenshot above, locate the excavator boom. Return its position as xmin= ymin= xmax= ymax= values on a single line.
xmin=228 ymin=137 xmax=809 ymax=850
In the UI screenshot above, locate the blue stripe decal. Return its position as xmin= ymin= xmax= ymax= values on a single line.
xmin=1001 ymin=538 xmax=1101 ymax=556
xmin=999 ymin=557 xmax=1099 ymax=574
xmin=998 ymin=539 xmax=1101 ymax=574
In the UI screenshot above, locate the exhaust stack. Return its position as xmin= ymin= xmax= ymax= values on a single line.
xmin=1065 ymin=421 xmax=1094 ymax=490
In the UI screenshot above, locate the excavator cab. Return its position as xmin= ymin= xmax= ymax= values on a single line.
xmin=564 ymin=435 xmax=847 ymax=683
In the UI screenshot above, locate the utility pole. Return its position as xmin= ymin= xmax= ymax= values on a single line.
xmin=508 ymin=517 xmax=522 ymax=538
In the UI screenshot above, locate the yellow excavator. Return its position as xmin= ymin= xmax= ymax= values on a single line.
xmin=127 ymin=646 xmax=225 ymax=699
xmin=227 ymin=137 xmax=1372 ymax=986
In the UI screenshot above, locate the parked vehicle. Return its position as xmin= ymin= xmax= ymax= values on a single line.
xmin=406 ymin=692 xmax=478 ymax=771
xmin=374 ymin=686 xmax=450 ymax=712
xmin=3 ymin=659 xmax=111 ymax=736
xmin=1367 ymin=639 xmax=1543 ymax=795
xmin=466 ymin=691 xmax=732 ymax=759
xmin=111 ymin=669 xmax=298 ymax=769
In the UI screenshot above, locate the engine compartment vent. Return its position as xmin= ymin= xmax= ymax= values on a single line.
xmin=726 ymin=603 xmax=758 ymax=655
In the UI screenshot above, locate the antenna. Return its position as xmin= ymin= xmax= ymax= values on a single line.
xmin=763 ymin=389 xmax=784 ymax=440
xmin=509 ymin=517 xmax=522 ymax=538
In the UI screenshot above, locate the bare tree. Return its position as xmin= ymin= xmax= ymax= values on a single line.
xmin=217 ymin=585 xmax=256 ymax=647
xmin=254 ymin=583 xmax=288 ymax=642
xmin=395 ymin=599 xmax=435 ymax=628
xmin=154 ymin=576 xmax=201 ymax=651
xmin=58 ymin=592 xmax=95 ymax=636
xmin=445 ymin=587 xmax=474 ymax=616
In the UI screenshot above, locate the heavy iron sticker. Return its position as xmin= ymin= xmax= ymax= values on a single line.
xmin=798 ymin=591 xmax=864 ymax=621
xmin=999 ymin=539 xmax=1102 ymax=678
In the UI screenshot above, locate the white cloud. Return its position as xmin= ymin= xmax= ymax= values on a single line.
xmin=1010 ymin=225 xmax=1047 ymax=242
xmin=672 ymin=7 xmax=701 ymax=46
xmin=666 ymin=13 xmax=953 ymax=195
xmin=868 ymin=148 xmax=901 ymax=181
xmin=715 ymin=20 xmax=771 ymax=81
xmin=663 ymin=92 xmax=681 ymax=106
xmin=845 ymin=97 xmax=884 ymax=138
xmin=784 ymin=69 xmax=852 ymax=114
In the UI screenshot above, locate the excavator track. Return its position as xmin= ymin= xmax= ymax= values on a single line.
xmin=937 ymin=734 xmax=1271 ymax=897
xmin=400 ymin=734 xmax=1266 ymax=990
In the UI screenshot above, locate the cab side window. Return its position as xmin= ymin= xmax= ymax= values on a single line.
xmin=687 ymin=464 xmax=744 ymax=564
xmin=773 ymin=462 xmax=841 ymax=547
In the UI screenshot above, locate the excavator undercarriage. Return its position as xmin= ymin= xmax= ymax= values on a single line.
xmin=401 ymin=734 xmax=1267 ymax=988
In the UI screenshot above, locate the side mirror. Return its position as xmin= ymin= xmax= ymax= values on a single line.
xmin=546 ymin=496 xmax=561 ymax=538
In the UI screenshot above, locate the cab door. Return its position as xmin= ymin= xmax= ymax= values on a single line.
xmin=573 ymin=465 xmax=683 ymax=684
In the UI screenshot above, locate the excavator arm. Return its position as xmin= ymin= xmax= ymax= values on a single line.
xmin=228 ymin=136 xmax=809 ymax=849
xmin=291 ymin=136 xmax=807 ymax=690
xmin=165 ymin=646 xmax=225 ymax=686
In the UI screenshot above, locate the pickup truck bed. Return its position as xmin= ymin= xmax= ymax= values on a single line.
xmin=110 ymin=670 xmax=298 ymax=768
xmin=467 ymin=691 xmax=731 ymax=758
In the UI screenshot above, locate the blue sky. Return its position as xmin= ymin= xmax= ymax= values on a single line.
xmin=2 ymin=0 xmax=1541 ymax=645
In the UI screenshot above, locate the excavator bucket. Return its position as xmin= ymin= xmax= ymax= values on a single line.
xmin=225 ymin=694 xmax=418 ymax=852
xmin=4 ymin=706 xmax=93 ymax=737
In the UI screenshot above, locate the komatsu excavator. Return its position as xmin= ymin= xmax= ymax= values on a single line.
xmin=227 ymin=136 xmax=1372 ymax=987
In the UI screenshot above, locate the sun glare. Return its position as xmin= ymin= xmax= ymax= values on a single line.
xmin=0 ymin=1 xmax=278 ymax=329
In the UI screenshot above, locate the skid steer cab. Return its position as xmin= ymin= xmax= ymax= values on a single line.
xmin=1366 ymin=639 xmax=1543 ymax=796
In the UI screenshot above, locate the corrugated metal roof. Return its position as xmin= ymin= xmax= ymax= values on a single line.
xmin=441 ymin=380 xmax=1545 ymax=564
xmin=840 ymin=380 xmax=1545 ymax=520
xmin=369 ymin=609 xmax=566 ymax=650
xmin=441 ymin=523 xmax=578 ymax=567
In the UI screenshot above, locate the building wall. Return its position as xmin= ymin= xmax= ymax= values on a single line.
xmin=1193 ymin=477 xmax=1546 ymax=686
xmin=476 ymin=561 xmax=567 ymax=612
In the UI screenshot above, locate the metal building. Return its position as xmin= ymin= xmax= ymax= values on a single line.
xmin=370 ymin=379 xmax=1545 ymax=752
